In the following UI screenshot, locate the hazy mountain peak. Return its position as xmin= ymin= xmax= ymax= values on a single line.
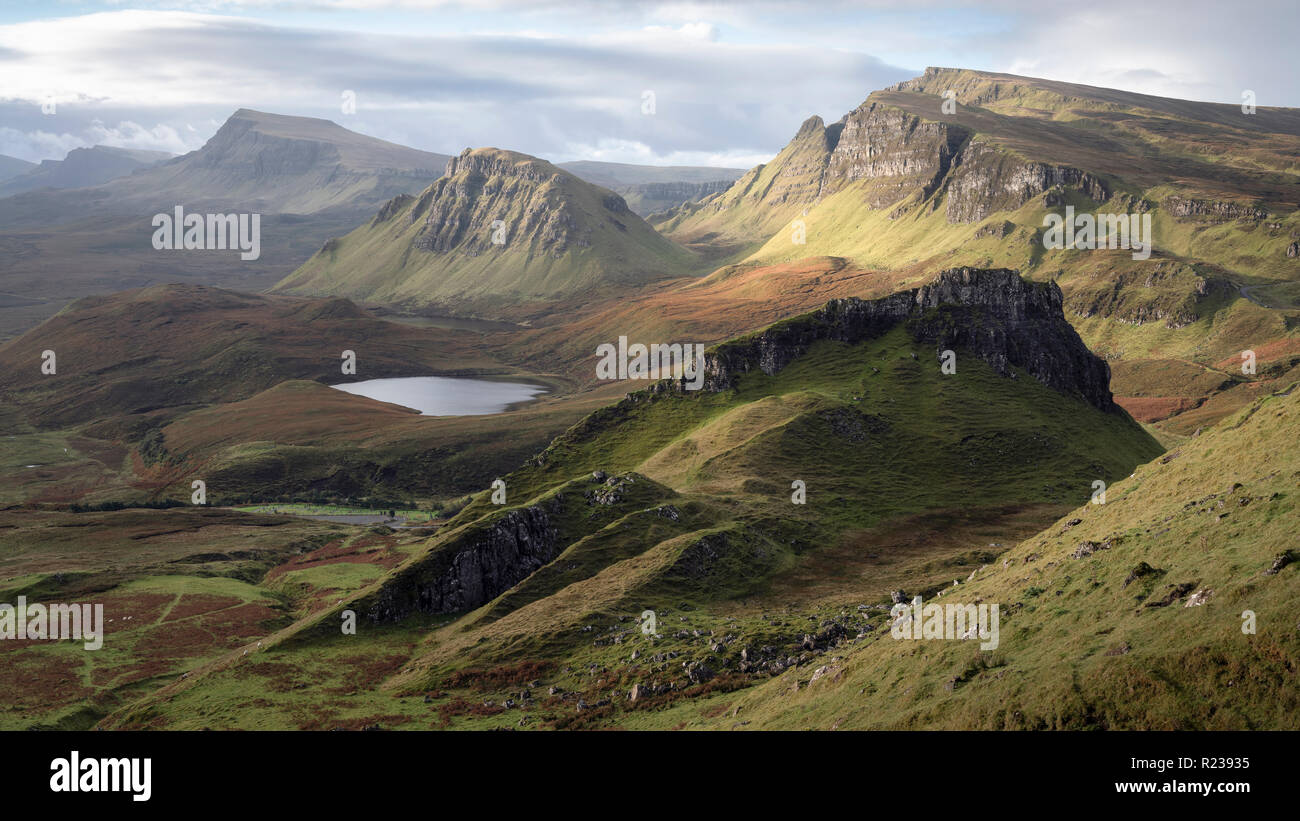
xmin=0 ymin=153 xmax=37 ymax=183
xmin=0 ymin=144 xmax=173 ymax=197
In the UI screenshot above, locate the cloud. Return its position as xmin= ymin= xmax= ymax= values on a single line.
xmin=0 ymin=9 xmax=915 ymax=164
xmin=1 ymin=1 xmax=1295 ymax=166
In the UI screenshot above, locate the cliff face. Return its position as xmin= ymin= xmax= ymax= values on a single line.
xmin=676 ymin=267 xmax=1116 ymax=412
xmin=622 ymin=179 xmax=734 ymax=216
xmin=358 ymin=473 xmax=675 ymax=621
xmin=660 ymin=115 xmax=841 ymax=234
xmin=409 ymin=149 xmax=595 ymax=255
xmin=661 ymin=90 xmax=1111 ymax=237
xmin=819 ymin=102 xmax=968 ymax=208
xmin=939 ymin=140 xmax=1109 ymax=223
xmin=1163 ymin=195 xmax=1269 ymax=222
xmin=363 ymin=503 xmax=561 ymax=621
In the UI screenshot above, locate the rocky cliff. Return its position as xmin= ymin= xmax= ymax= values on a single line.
xmin=670 ymin=267 xmax=1117 ymax=412
xmin=659 ymin=85 xmax=1113 ymax=240
xmin=356 ymin=473 xmax=676 ymax=621
xmin=363 ymin=503 xmax=562 ymax=620
xmin=276 ymin=146 xmax=698 ymax=311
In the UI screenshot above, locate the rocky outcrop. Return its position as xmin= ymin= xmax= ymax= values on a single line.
xmin=1064 ymin=266 xmax=1234 ymax=329
xmin=363 ymin=502 xmax=561 ymax=621
xmin=942 ymin=141 xmax=1109 ymax=223
xmin=662 ymin=95 xmax=1111 ymax=230
xmin=410 ymin=148 xmax=594 ymax=254
xmin=663 ymin=267 xmax=1118 ymax=412
xmin=658 ymin=115 xmax=841 ymax=229
xmin=372 ymin=193 xmax=414 ymax=224
xmin=1163 ymin=195 xmax=1268 ymax=222
xmin=357 ymin=472 xmax=676 ymax=621
xmin=819 ymin=103 xmax=969 ymax=208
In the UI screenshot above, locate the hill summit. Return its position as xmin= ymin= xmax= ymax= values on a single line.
xmin=274 ymin=147 xmax=699 ymax=315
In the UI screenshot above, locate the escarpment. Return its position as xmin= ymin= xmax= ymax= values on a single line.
xmin=362 ymin=503 xmax=561 ymax=621
xmin=410 ymin=149 xmax=592 ymax=255
xmin=356 ymin=473 xmax=676 ymax=621
xmin=659 ymin=70 xmax=1121 ymax=238
xmin=675 ymin=267 xmax=1117 ymax=412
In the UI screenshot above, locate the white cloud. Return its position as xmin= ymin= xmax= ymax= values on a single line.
xmin=0 ymin=9 xmax=912 ymax=162
xmin=555 ymin=137 xmax=769 ymax=168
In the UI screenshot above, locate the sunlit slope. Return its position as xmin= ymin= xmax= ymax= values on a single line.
xmin=100 ymin=270 xmax=1167 ymax=729
xmin=275 ymin=148 xmax=700 ymax=316
xmin=700 ymin=382 xmax=1300 ymax=730
xmin=655 ymin=68 xmax=1300 ymax=432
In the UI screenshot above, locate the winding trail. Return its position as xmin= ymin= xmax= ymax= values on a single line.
xmin=1239 ymin=283 xmax=1288 ymax=309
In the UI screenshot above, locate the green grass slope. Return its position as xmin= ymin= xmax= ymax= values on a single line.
xmin=275 ymin=147 xmax=701 ymax=316
xmin=99 ymin=274 xmax=1166 ymax=730
xmin=697 ymin=381 xmax=1300 ymax=730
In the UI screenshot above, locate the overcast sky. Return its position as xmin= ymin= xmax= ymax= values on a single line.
xmin=1 ymin=1 xmax=1297 ymax=167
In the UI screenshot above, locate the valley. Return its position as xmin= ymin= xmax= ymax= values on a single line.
xmin=1 ymin=67 xmax=1298 ymax=733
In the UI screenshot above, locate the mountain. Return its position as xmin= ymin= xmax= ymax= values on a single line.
xmin=0 ymin=110 xmax=448 ymax=228
xmin=97 ymin=269 xmax=1169 ymax=730
xmin=0 ymin=145 xmax=173 ymax=198
xmin=0 ymin=154 xmax=36 ymax=183
xmin=102 ymin=109 xmax=449 ymax=216
xmin=0 ymin=110 xmax=452 ymax=337
xmin=653 ymin=68 xmax=1300 ymax=433
xmin=274 ymin=147 xmax=700 ymax=317
xmin=560 ymin=161 xmax=746 ymax=216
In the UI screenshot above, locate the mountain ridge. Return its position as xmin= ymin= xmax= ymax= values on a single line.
xmin=273 ymin=146 xmax=700 ymax=316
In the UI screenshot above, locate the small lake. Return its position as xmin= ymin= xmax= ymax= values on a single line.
xmin=329 ymin=376 xmax=547 ymax=416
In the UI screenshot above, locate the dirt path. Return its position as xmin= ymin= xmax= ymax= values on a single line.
xmin=1239 ymin=283 xmax=1287 ymax=309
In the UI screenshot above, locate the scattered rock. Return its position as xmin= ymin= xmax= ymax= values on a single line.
xmin=1124 ymin=561 xmax=1162 ymax=588
xmin=1145 ymin=581 xmax=1198 ymax=608
xmin=1265 ymin=551 xmax=1296 ymax=575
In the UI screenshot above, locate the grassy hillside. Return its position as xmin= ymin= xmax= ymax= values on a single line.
xmin=275 ymin=148 xmax=701 ymax=317
xmin=97 ymin=340 xmax=1300 ymax=732
xmin=0 ymin=284 xmax=505 ymax=431
xmin=692 ymin=382 xmax=1300 ymax=730
xmin=0 ymin=284 xmax=591 ymax=506
xmin=97 ymin=274 xmax=1166 ymax=730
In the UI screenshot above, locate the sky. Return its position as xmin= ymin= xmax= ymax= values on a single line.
xmin=0 ymin=1 xmax=1297 ymax=167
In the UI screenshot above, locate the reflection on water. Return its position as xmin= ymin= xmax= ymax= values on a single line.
xmin=329 ymin=376 xmax=547 ymax=416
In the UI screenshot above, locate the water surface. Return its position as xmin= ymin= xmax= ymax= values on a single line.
xmin=329 ymin=376 xmax=547 ymax=416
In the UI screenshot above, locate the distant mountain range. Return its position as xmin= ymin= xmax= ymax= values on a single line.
xmin=558 ymin=160 xmax=746 ymax=216
xmin=0 ymin=145 xmax=174 ymax=198
xmin=0 ymin=111 xmax=752 ymax=338
xmin=0 ymin=110 xmax=450 ymax=229
xmin=0 ymin=154 xmax=36 ymax=183
xmin=0 ymin=110 xmax=454 ymax=336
